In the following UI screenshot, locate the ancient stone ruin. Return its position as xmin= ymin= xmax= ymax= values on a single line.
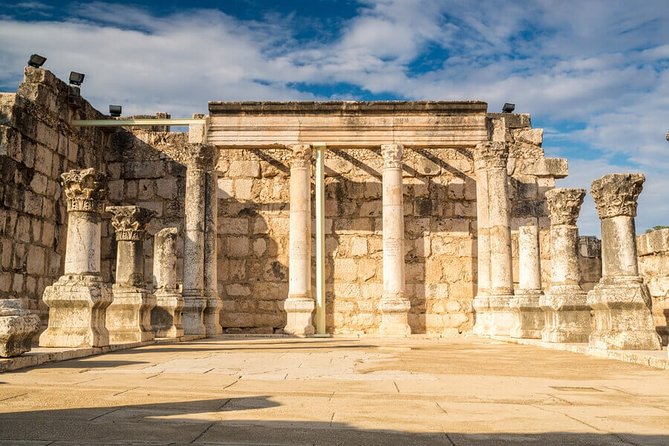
xmin=0 ymin=66 xmax=666 ymax=357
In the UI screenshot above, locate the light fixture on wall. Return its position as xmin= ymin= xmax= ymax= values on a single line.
xmin=109 ymin=105 xmax=122 ymax=117
xmin=27 ymin=54 xmax=47 ymax=68
xmin=69 ymin=71 xmax=85 ymax=86
xmin=502 ymin=103 xmax=515 ymax=113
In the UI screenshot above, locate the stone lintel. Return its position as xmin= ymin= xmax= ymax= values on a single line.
xmin=637 ymin=228 xmax=669 ymax=256
xmin=209 ymin=101 xmax=489 ymax=115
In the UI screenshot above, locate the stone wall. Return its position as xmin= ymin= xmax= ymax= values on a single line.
xmin=0 ymin=67 xmax=109 ymax=328
xmin=637 ymin=228 xmax=669 ymax=344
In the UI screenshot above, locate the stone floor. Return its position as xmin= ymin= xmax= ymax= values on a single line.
xmin=0 ymin=335 xmax=668 ymax=445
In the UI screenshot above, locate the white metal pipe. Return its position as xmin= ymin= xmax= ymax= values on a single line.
xmin=314 ymin=144 xmax=327 ymax=335
xmin=71 ymin=118 xmax=206 ymax=127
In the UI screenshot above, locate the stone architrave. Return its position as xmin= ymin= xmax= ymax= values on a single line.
xmin=203 ymin=168 xmax=222 ymax=336
xmin=473 ymin=142 xmax=514 ymax=336
xmin=151 ymin=228 xmax=184 ymax=338
xmin=106 ymin=206 xmax=157 ymax=343
xmin=510 ymin=224 xmax=544 ymax=339
xmin=540 ymin=188 xmax=590 ymax=343
xmin=182 ymin=143 xmax=217 ymax=336
xmin=39 ymin=168 xmax=113 ymax=348
xmin=0 ymin=298 xmax=40 ymax=357
xmin=379 ymin=143 xmax=411 ymax=336
xmin=587 ymin=174 xmax=661 ymax=350
xmin=284 ymin=144 xmax=315 ymax=336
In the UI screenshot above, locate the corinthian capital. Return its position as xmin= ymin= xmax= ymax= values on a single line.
xmin=591 ymin=173 xmax=644 ymax=219
xmin=106 ymin=205 xmax=156 ymax=241
xmin=61 ymin=168 xmax=108 ymax=213
xmin=288 ymin=144 xmax=312 ymax=169
xmin=381 ymin=143 xmax=403 ymax=169
xmin=474 ymin=141 xmax=509 ymax=171
xmin=181 ymin=143 xmax=218 ymax=170
xmin=545 ymin=188 xmax=585 ymax=226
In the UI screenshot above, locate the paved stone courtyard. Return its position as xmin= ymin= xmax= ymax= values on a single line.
xmin=0 ymin=336 xmax=668 ymax=445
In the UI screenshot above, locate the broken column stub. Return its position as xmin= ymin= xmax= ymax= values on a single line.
xmin=0 ymin=298 xmax=40 ymax=357
xmin=473 ymin=141 xmax=514 ymax=336
xmin=540 ymin=188 xmax=591 ymax=343
xmin=152 ymin=228 xmax=184 ymax=338
xmin=182 ymin=143 xmax=217 ymax=336
xmin=39 ymin=168 xmax=113 ymax=348
xmin=510 ymin=224 xmax=544 ymax=339
xmin=587 ymin=174 xmax=661 ymax=350
xmin=284 ymin=144 xmax=315 ymax=336
xmin=379 ymin=143 xmax=411 ymax=336
xmin=106 ymin=206 xmax=157 ymax=343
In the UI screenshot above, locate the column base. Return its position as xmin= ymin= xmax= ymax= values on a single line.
xmin=107 ymin=285 xmax=156 ymax=344
xmin=152 ymin=291 xmax=184 ymax=338
xmin=587 ymin=278 xmax=661 ymax=350
xmin=204 ymin=293 xmax=223 ymax=336
xmin=379 ymin=297 xmax=411 ymax=337
xmin=509 ymin=290 xmax=544 ymax=339
xmin=540 ymin=285 xmax=591 ymax=343
xmin=488 ymin=294 xmax=514 ymax=337
xmin=39 ymin=275 xmax=113 ymax=348
xmin=472 ymin=294 xmax=490 ymax=335
xmin=182 ymin=293 xmax=207 ymax=336
xmin=0 ymin=299 xmax=41 ymax=357
xmin=283 ymin=296 xmax=315 ymax=336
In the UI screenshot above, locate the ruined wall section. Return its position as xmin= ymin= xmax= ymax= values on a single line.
xmin=637 ymin=228 xmax=669 ymax=344
xmin=0 ymin=67 xmax=109 ymax=327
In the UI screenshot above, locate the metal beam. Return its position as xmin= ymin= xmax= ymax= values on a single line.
xmin=71 ymin=118 xmax=206 ymax=127
xmin=313 ymin=143 xmax=328 ymax=336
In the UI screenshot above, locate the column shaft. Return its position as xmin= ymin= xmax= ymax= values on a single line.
xmin=510 ymin=224 xmax=544 ymax=339
xmin=152 ymin=228 xmax=184 ymax=338
xmin=203 ymin=170 xmax=222 ymax=335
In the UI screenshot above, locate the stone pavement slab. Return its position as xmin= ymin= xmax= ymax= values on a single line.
xmin=0 ymin=335 xmax=667 ymax=445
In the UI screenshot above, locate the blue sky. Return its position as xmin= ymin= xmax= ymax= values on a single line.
xmin=1 ymin=0 xmax=668 ymax=235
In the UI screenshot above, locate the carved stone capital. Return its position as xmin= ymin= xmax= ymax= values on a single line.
xmin=288 ymin=144 xmax=312 ymax=169
xmin=545 ymin=188 xmax=585 ymax=226
xmin=181 ymin=143 xmax=218 ymax=170
xmin=474 ymin=141 xmax=509 ymax=171
xmin=155 ymin=227 xmax=178 ymax=241
xmin=591 ymin=173 xmax=644 ymax=219
xmin=61 ymin=168 xmax=108 ymax=213
xmin=381 ymin=143 xmax=403 ymax=169
xmin=106 ymin=206 xmax=156 ymax=241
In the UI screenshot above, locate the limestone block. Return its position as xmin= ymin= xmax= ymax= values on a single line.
xmin=218 ymin=178 xmax=234 ymax=199
xmin=0 ymin=298 xmax=40 ymax=357
xmin=235 ymin=179 xmax=254 ymax=200
xmin=228 ymin=160 xmax=261 ymax=178
xmin=513 ymin=128 xmax=543 ymax=146
xmin=108 ymin=286 xmax=156 ymax=343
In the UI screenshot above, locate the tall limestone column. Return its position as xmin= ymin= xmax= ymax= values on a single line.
xmin=472 ymin=147 xmax=491 ymax=335
xmin=379 ymin=143 xmax=411 ymax=336
xmin=284 ymin=144 xmax=315 ymax=336
xmin=39 ymin=168 xmax=113 ymax=348
xmin=106 ymin=206 xmax=157 ymax=343
xmin=474 ymin=142 xmax=514 ymax=336
xmin=510 ymin=224 xmax=544 ymax=338
xmin=182 ymin=143 xmax=217 ymax=336
xmin=151 ymin=228 xmax=184 ymax=338
xmin=203 ymin=165 xmax=222 ymax=336
xmin=588 ymin=174 xmax=661 ymax=350
xmin=540 ymin=188 xmax=590 ymax=343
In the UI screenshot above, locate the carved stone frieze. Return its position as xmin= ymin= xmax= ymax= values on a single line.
xmin=591 ymin=173 xmax=644 ymax=219
xmin=474 ymin=141 xmax=509 ymax=171
xmin=545 ymin=188 xmax=585 ymax=226
xmin=61 ymin=168 xmax=108 ymax=213
xmin=381 ymin=143 xmax=403 ymax=169
xmin=106 ymin=206 xmax=156 ymax=241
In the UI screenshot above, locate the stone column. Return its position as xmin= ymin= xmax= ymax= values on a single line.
xmin=540 ymin=188 xmax=590 ymax=343
xmin=182 ymin=143 xmax=217 ymax=336
xmin=510 ymin=224 xmax=544 ymax=338
xmin=151 ymin=227 xmax=184 ymax=338
xmin=106 ymin=206 xmax=157 ymax=343
xmin=39 ymin=168 xmax=113 ymax=348
xmin=472 ymin=148 xmax=491 ymax=335
xmin=588 ymin=174 xmax=661 ymax=350
xmin=474 ymin=142 xmax=514 ymax=336
xmin=203 ymin=166 xmax=222 ymax=336
xmin=284 ymin=144 xmax=315 ymax=336
xmin=379 ymin=143 xmax=411 ymax=336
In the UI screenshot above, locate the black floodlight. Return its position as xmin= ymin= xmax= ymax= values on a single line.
xmin=27 ymin=54 xmax=47 ymax=68
xmin=109 ymin=105 xmax=122 ymax=117
xmin=502 ymin=102 xmax=515 ymax=113
xmin=69 ymin=71 xmax=85 ymax=86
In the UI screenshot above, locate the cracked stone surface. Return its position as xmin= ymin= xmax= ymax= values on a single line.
xmin=0 ymin=336 xmax=668 ymax=445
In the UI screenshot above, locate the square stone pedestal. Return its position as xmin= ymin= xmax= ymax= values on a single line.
xmin=588 ymin=279 xmax=662 ymax=350
xmin=152 ymin=292 xmax=184 ymax=338
xmin=472 ymin=295 xmax=491 ymax=335
xmin=509 ymin=292 xmax=543 ymax=339
xmin=181 ymin=296 xmax=207 ymax=336
xmin=540 ymin=286 xmax=591 ymax=343
xmin=283 ymin=297 xmax=315 ymax=336
xmin=488 ymin=295 xmax=514 ymax=337
xmin=379 ymin=298 xmax=411 ymax=337
xmin=0 ymin=299 xmax=41 ymax=357
xmin=39 ymin=275 xmax=113 ymax=348
xmin=107 ymin=286 xmax=156 ymax=344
